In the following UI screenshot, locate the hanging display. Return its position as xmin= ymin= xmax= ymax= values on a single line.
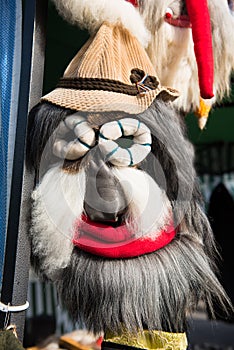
xmin=26 ymin=1 xmax=234 ymax=349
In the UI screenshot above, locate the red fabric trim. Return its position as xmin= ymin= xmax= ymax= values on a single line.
xmin=96 ymin=337 xmax=103 ymax=347
xmin=73 ymin=216 xmax=176 ymax=258
xmin=185 ymin=0 xmax=214 ymax=99
xmin=77 ymin=215 xmax=133 ymax=243
xmin=164 ymin=15 xmax=192 ymax=28
xmin=125 ymin=0 xmax=138 ymax=7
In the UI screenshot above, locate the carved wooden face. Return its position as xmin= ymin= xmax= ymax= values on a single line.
xmin=27 ymin=100 xmax=196 ymax=279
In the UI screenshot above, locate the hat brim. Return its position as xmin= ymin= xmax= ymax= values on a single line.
xmin=41 ymin=87 xmax=179 ymax=114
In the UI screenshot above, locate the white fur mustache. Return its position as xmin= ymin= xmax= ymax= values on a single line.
xmin=30 ymin=165 xmax=171 ymax=280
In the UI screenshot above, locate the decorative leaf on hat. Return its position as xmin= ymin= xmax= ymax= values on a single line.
xmin=130 ymin=68 xmax=159 ymax=92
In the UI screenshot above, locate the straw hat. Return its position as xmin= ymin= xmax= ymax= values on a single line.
xmin=41 ymin=22 xmax=179 ymax=114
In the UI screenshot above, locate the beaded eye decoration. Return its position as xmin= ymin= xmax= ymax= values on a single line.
xmin=53 ymin=116 xmax=152 ymax=166
xmin=99 ymin=118 xmax=151 ymax=167
xmin=53 ymin=115 xmax=96 ymax=160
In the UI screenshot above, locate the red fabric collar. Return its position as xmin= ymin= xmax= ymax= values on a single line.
xmin=73 ymin=215 xmax=176 ymax=258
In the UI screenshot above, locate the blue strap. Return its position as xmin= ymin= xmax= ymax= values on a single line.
xmin=0 ymin=0 xmax=21 ymax=285
xmin=0 ymin=0 xmax=34 ymax=332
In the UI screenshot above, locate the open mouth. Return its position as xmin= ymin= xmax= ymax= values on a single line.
xmin=72 ymin=214 xmax=177 ymax=258
xmin=74 ymin=214 xmax=133 ymax=244
xmin=164 ymin=15 xmax=192 ymax=29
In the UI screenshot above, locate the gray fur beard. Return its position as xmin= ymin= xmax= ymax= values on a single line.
xmin=56 ymin=229 xmax=228 ymax=335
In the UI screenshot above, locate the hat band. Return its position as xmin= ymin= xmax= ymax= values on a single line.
xmin=57 ymin=76 xmax=159 ymax=96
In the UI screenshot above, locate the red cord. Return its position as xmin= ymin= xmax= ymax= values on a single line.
xmin=185 ymin=0 xmax=214 ymax=99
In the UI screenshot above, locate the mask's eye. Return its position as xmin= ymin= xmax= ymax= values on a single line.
xmin=99 ymin=118 xmax=151 ymax=167
xmin=53 ymin=114 xmax=95 ymax=160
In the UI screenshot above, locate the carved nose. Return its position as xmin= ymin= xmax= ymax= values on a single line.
xmin=84 ymin=157 xmax=128 ymax=223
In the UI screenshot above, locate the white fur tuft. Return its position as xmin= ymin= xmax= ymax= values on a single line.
xmin=30 ymin=166 xmax=86 ymax=280
xmin=112 ymin=167 xmax=172 ymax=237
xmin=52 ymin=0 xmax=150 ymax=47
